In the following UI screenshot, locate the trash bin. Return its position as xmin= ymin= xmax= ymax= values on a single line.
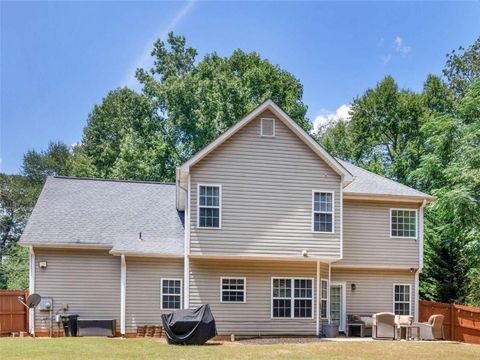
xmin=322 ymin=323 xmax=339 ymax=338
xmin=68 ymin=315 xmax=79 ymax=337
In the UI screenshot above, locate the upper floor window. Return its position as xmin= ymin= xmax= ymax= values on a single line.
xmin=161 ymin=278 xmax=182 ymax=310
xmin=390 ymin=209 xmax=417 ymax=238
xmin=198 ymin=185 xmax=221 ymax=228
xmin=221 ymin=277 xmax=246 ymax=302
xmin=312 ymin=191 xmax=334 ymax=233
xmin=261 ymin=118 xmax=275 ymax=137
xmin=393 ymin=284 xmax=411 ymax=315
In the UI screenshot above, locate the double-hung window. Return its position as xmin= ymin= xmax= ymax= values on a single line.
xmin=161 ymin=278 xmax=182 ymax=310
xmin=393 ymin=284 xmax=411 ymax=315
xmin=391 ymin=209 xmax=417 ymax=238
xmin=320 ymin=279 xmax=329 ymax=319
xmin=198 ymin=185 xmax=221 ymax=228
xmin=313 ymin=191 xmax=334 ymax=233
xmin=220 ymin=277 xmax=246 ymax=302
xmin=272 ymin=278 xmax=313 ymax=318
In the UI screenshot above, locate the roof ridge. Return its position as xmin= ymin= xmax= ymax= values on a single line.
xmin=52 ymin=176 xmax=175 ymax=186
xmin=336 ymin=158 xmax=431 ymax=197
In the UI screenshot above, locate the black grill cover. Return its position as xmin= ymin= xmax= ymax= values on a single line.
xmin=161 ymin=304 xmax=217 ymax=345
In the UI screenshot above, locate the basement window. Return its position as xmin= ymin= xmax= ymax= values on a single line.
xmin=261 ymin=118 xmax=275 ymax=137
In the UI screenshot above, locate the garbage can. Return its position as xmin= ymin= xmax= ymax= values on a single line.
xmin=68 ymin=315 xmax=79 ymax=337
xmin=322 ymin=323 xmax=339 ymax=338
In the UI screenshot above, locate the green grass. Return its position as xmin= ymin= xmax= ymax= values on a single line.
xmin=1 ymin=337 xmax=479 ymax=360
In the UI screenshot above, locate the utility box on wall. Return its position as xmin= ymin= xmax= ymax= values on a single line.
xmin=38 ymin=297 xmax=53 ymax=311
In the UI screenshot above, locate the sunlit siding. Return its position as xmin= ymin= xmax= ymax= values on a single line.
xmin=189 ymin=258 xmax=329 ymax=336
xmin=338 ymin=200 xmax=420 ymax=267
xmin=125 ymin=257 xmax=183 ymax=332
xmin=190 ymin=110 xmax=341 ymax=259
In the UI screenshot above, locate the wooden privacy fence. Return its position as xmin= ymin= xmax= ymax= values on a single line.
xmin=0 ymin=290 xmax=29 ymax=336
xmin=419 ymin=300 xmax=480 ymax=344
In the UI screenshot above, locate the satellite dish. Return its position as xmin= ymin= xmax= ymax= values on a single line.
xmin=26 ymin=294 xmax=41 ymax=308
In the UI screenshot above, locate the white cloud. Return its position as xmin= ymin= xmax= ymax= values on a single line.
xmin=313 ymin=104 xmax=351 ymax=133
xmin=394 ymin=36 xmax=411 ymax=56
xmin=121 ymin=1 xmax=196 ymax=88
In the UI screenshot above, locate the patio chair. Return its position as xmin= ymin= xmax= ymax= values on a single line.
xmin=395 ymin=315 xmax=413 ymax=340
xmin=346 ymin=314 xmax=372 ymax=337
xmin=372 ymin=312 xmax=396 ymax=339
xmin=413 ymin=315 xmax=445 ymax=340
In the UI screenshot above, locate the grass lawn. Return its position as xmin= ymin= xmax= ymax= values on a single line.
xmin=1 ymin=338 xmax=479 ymax=360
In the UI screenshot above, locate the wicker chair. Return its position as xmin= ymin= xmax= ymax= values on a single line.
xmin=413 ymin=315 xmax=445 ymax=340
xmin=372 ymin=312 xmax=396 ymax=339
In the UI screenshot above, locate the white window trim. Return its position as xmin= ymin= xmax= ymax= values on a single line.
xmin=393 ymin=283 xmax=412 ymax=315
xmin=312 ymin=190 xmax=335 ymax=233
xmin=160 ymin=278 xmax=183 ymax=310
xmin=260 ymin=117 xmax=276 ymax=137
xmin=270 ymin=277 xmax=315 ymax=320
xmin=220 ymin=277 xmax=247 ymax=303
xmin=197 ymin=183 xmax=222 ymax=229
xmin=320 ymin=278 xmax=329 ymax=319
xmin=390 ymin=208 xmax=418 ymax=239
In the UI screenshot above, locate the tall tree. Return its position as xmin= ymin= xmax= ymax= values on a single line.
xmin=22 ymin=141 xmax=72 ymax=184
xmin=443 ymin=36 xmax=480 ymax=98
xmin=320 ymin=76 xmax=425 ymax=184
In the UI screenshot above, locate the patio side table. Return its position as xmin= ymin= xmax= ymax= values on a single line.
xmin=398 ymin=324 xmax=420 ymax=340
xmin=346 ymin=323 xmax=364 ymax=337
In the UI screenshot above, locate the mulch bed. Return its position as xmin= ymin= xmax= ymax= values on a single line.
xmin=237 ymin=337 xmax=322 ymax=345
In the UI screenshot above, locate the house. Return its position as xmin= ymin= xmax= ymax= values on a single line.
xmin=19 ymin=100 xmax=434 ymax=337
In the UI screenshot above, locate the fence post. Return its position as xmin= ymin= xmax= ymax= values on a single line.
xmin=450 ymin=304 xmax=455 ymax=341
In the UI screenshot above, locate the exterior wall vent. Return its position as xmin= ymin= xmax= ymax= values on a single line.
xmin=261 ymin=118 xmax=275 ymax=137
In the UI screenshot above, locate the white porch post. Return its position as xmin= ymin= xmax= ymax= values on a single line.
xmin=316 ymin=261 xmax=320 ymax=336
xmin=120 ymin=254 xmax=126 ymax=336
xmin=29 ymin=246 xmax=35 ymax=335
xmin=327 ymin=263 xmax=331 ymax=324
xmin=183 ymin=175 xmax=191 ymax=309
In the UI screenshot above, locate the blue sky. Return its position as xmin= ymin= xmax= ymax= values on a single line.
xmin=1 ymin=1 xmax=479 ymax=174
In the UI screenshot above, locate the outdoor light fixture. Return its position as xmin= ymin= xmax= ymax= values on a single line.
xmin=39 ymin=261 xmax=47 ymax=269
xmin=410 ymin=268 xmax=415 ymax=273
xmin=351 ymin=283 xmax=356 ymax=291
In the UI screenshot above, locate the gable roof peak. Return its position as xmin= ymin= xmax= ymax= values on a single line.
xmin=179 ymin=99 xmax=353 ymax=184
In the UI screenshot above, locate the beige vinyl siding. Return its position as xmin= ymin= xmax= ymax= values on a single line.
xmin=125 ymin=257 xmax=183 ymax=332
xmin=331 ymin=268 xmax=416 ymax=316
xmin=190 ymin=258 xmax=328 ymax=336
xmin=190 ymin=110 xmax=341 ymax=259
xmin=338 ymin=200 xmax=420 ymax=267
xmin=33 ymin=249 xmax=120 ymax=333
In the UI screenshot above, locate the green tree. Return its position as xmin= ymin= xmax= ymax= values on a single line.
xmin=320 ymin=76 xmax=425 ymax=184
xmin=0 ymin=175 xmax=38 ymax=288
xmin=22 ymin=141 xmax=72 ymax=184
xmin=443 ymin=36 xmax=480 ymax=98
xmin=135 ymin=32 xmax=309 ymax=179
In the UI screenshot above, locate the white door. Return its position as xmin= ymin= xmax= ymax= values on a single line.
xmin=330 ymin=283 xmax=346 ymax=332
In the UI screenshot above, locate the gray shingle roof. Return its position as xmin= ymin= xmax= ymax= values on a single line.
xmin=338 ymin=159 xmax=434 ymax=201
xmin=20 ymin=177 xmax=184 ymax=255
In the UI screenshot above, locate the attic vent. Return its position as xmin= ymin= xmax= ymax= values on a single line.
xmin=261 ymin=118 xmax=275 ymax=137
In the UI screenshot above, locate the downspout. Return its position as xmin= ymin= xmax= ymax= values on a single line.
xmin=29 ymin=246 xmax=35 ymax=335
xmin=120 ymin=254 xmax=126 ymax=336
xmin=316 ymin=261 xmax=320 ymax=336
